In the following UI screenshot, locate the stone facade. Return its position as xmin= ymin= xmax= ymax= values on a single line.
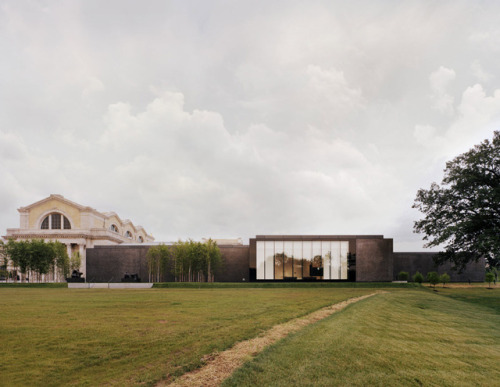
xmin=3 ymin=194 xmax=154 ymax=280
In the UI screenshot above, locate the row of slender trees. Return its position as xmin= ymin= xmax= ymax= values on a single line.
xmin=146 ymin=239 xmax=223 ymax=283
xmin=0 ymin=239 xmax=81 ymax=282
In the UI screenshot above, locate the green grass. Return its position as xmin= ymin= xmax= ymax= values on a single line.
xmin=0 ymin=287 xmax=371 ymax=386
xmin=153 ymin=281 xmax=422 ymax=288
xmin=224 ymin=288 xmax=500 ymax=386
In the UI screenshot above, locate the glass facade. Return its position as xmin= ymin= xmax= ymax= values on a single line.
xmin=256 ymin=240 xmax=349 ymax=280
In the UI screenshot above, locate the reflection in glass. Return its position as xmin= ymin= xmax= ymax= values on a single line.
xmin=331 ymin=242 xmax=341 ymax=280
xmin=340 ymin=241 xmax=348 ymax=279
xmin=274 ymin=240 xmax=284 ymax=280
xmin=293 ymin=241 xmax=303 ymax=279
xmin=284 ymin=241 xmax=293 ymax=279
xmin=265 ymin=241 xmax=274 ymax=280
xmin=311 ymin=241 xmax=323 ymax=278
xmin=257 ymin=241 xmax=265 ymax=279
xmin=303 ymin=241 xmax=312 ymax=278
xmin=322 ymin=241 xmax=331 ymax=280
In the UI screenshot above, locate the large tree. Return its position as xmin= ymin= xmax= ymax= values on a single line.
xmin=413 ymin=131 xmax=500 ymax=271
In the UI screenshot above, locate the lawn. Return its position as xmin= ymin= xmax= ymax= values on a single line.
xmin=224 ymin=287 xmax=500 ymax=386
xmin=0 ymin=287 xmax=372 ymax=386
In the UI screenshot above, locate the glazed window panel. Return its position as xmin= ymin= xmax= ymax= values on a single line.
xmin=292 ymin=241 xmax=303 ymax=279
xmin=256 ymin=241 xmax=265 ymax=280
xmin=41 ymin=216 xmax=49 ymax=229
xmin=311 ymin=241 xmax=323 ymax=279
xmin=274 ymin=240 xmax=284 ymax=280
xmin=340 ymin=241 xmax=349 ymax=279
xmin=331 ymin=242 xmax=341 ymax=280
xmin=322 ymin=241 xmax=331 ymax=280
xmin=63 ymin=216 xmax=71 ymax=229
xmin=51 ymin=214 xmax=61 ymax=229
xmin=284 ymin=241 xmax=293 ymax=279
xmin=264 ymin=241 xmax=274 ymax=280
xmin=302 ymin=241 xmax=312 ymax=278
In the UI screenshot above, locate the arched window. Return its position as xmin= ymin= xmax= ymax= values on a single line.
xmin=40 ymin=213 xmax=71 ymax=230
xmin=125 ymin=231 xmax=132 ymax=239
xmin=138 ymin=236 xmax=144 ymax=243
xmin=109 ymin=224 xmax=119 ymax=233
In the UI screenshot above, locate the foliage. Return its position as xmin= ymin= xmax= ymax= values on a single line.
xmin=485 ymin=271 xmax=495 ymax=288
xmin=439 ymin=273 xmax=450 ymax=287
xmin=426 ymin=271 xmax=439 ymax=288
xmin=397 ymin=271 xmax=409 ymax=281
xmin=413 ymin=131 xmax=500 ymax=271
xmin=69 ymin=252 xmax=81 ymax=272
xmin=146 ymin=244 xmax=170 ymax=282
xmin=4 ymin=239 xmax=69 ymax=282
xmin=172 ymin=239 xmax=223 ymax=282
xmin=412 ymin=271 xmax=424 ymax=284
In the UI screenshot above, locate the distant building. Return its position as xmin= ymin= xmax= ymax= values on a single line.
xmin=3 ymin=194 xmax=154 ymax=279
xmin=86 ymin=235 xmax=485 ymax=283
xmin=3 ymin=195 xmax=485 ymax=283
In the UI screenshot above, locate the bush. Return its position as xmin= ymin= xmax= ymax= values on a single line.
xmin=397 ymin=271 xmax=409 ymax=281
xmin=426 ymin=271 xmax=439 ymax=288
xmin=485 ymin=271 xmax=495 ymax=288
xmin=412 ymin=271 xmax=423 ymax=284
xmin=439 ymin=273 xmax=450 ymax=287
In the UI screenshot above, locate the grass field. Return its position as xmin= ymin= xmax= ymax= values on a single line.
xmin=0 ymin=286 xmax=373 ymax=386
xmin=0 ymin=285 xmax=498 ymax=386
xmin=224 ymin=287 xmax=500 ymax=386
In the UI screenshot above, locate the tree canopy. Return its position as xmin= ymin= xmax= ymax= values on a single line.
xmin=413 ymin=131 xmax=500 ymax=271
xmin=4 ymin=239 xmax=70 ymax=281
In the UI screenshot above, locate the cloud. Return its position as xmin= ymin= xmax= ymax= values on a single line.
xmin=471 ymin=60 xmax=492 ymax=83
xmin=429 ymin=66 xmax=456 ymax=115
xmin=2 ymin=1 xmax=500 ymax=252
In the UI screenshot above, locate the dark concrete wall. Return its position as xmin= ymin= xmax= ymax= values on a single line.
xmin=393 ymin=252 xmax=485 ymax=282
xmin=217 ymin=246 xmax=249 ymax=282
xmin=355 ymin=238 xmax=394 ymax=281
xmin=87 ymin=244 xmax=249 ymax=282
xmin=87 ymin=245 xmax=150 ymax=283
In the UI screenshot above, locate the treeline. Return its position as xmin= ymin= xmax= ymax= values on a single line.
xmin=0 ymin=239 xmax=81 ymax=282
xmin=146 ymin=239 xmax=223 ymax=283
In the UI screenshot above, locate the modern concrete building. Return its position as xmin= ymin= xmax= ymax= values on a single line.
xmin=86 ymin=235 xmax=485 ymax=283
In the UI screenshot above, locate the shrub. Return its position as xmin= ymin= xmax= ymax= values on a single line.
xmin=439 ymin=273 xmax=450 ymax=287
xmin=397 ymin=271 xmax=409 ymax=281
xmin=426 ymin=271 xmax=439 ymax=288
xmin=412 ymin=271 xmax=423 ymax=284
xmin=485 ymin=272 xmax=495 ymax=288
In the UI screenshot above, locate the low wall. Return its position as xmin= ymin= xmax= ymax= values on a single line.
xmin=68 ymin=283 xmax=153 ymax=289
xmin=393 ymin=252 xmax=485 ymax=282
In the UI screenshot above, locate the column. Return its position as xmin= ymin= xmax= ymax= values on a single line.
xmin=79 ymin=244 xmax=86 ymax=280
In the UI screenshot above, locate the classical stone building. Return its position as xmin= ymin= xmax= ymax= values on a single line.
xmin=3 ymin=194 xmax=154 ymax=279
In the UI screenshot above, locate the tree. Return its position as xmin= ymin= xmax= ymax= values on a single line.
xmin=146 ymin=244 xmax=170 ymax=282
xmin=439 ymin=273 xmax=450 ymax=288
xmin=4 ymin=239 xmax=69 ymax=282
xmin=171 ymin=239 xmax=223 ymax=282
xmin=427 ymin=271 xmax=439 ymax=288
xmin=412 ymin=271 xmax=424 ymax=284
xmin=413 ymin=131 xmax=500 ymax=271
xmin=485 ymin=271 xmax=495 ymax=288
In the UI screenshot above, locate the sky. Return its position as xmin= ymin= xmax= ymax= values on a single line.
xmin=1 ymin=1 xmax=500 ymax=250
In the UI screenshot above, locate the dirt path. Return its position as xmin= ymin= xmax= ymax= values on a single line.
xmin=157 ymin=292 xmax=382 ymax=387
